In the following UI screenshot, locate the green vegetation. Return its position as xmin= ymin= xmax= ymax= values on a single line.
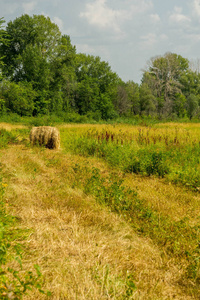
xmin=61 ymin=124 xmax=200 ymax=191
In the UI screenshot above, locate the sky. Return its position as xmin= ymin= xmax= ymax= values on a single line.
xmin=1 ymin=0 xmax=200 ymax=83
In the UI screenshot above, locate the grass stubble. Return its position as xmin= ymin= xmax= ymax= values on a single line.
xmin=0 ymin=123 xmax=200 ymax=299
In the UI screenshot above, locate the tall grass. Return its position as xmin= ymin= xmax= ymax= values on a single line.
xmin=61 ymin=124 xmax=200 ymax=191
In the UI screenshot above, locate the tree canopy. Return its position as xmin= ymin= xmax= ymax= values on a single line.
xmin=140 ymin=52 xmax=200 ymax=118
xmin=0 ymin=14 xmax=200 ymax=120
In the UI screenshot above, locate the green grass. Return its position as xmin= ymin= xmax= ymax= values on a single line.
xmin=2 ymin=112 xmax=200 ymax=128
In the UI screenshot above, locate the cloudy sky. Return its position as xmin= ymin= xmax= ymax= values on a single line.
xmin=1 ymin=0 xmax=200 ymax=83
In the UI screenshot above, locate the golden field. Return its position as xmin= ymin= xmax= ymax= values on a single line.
xmin=0 ymin=122 xmax=200 ymax=299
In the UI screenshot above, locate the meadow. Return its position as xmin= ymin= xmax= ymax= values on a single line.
xmin=0 ymin=121 xmax=200 ymax=299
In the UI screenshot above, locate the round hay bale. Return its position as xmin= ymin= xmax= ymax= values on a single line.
xmin=30 ymin=126 xmax=60 ymax=149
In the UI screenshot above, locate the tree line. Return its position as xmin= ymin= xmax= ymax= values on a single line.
xmin=1 ymin=14 xmax=200 ymax=120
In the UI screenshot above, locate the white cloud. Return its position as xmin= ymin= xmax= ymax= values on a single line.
xmin=185 ymin=33 xmax=200 ymax=43
xmin=150 ymin=13 xmax=160 ymax=24
xmin=80 ymin=0 xmax=126 ymax=33
xmin=169 ymin=6 xmax=191 ymax=24
xmin=160 ymin=34 xmax=168 ymax=41
xmin=140 ymin=33 xmax=157 ymax=48
xmin=193 ymin=0 xmax=200 ymax=16
xmin=1 ymin=3 xmax=20 ymax=15
xmin=139 ymin=32 xmax=169 ymax=50
xmin=130 ymin=0 xmax=153 ymax=15
xmin=80 ymin=0 xmax=153 ymax=36
xmin=22 ymin=1 xmax=37 ymax=14
xmin=53 ymin=17 xmax=63 ymax=31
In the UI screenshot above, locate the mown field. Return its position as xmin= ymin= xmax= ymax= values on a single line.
xmin=0 ymin=122 xmax=200 ymax=299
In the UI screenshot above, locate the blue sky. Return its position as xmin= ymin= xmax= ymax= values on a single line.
xmin=1 ymin=0 xmax=200 ymax=83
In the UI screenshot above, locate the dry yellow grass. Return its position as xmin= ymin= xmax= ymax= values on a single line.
xmin=0 ymin=122 xmax=200 ymax=299
xmin=59 ymin=122 xmax=200 ymax=148
xmin=0 ymin=122 xmax=26 ymax=131
xmin=125 ymin=174 xmax=200 ymax=225
xmin=0 ymin=142 xmax=197 ymax=299
xmin=156 ymin=122 xmax=200 ymax=129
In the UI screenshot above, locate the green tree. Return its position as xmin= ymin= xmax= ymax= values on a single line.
xmin=1 ymin=80 xmax=36 ymax=116
xmin=49 ymin=35 xmax=77 ymax=113
xmin=115 ymin=84 xmax=131 ymax=115
xmin=142 ymin=52 xmax=189 ymax=116
xmin=179 ymin=66 xmax=200 ymax=118
xmin=0 ymin=15 xmax=61 ymax=115
xmin=139 ymin=83 xmax=156 ymax=116
xmin=125 ymin=81 xmax=140 ymax=115
xmin=173 ymin=93 xmax=186 ymax=117
xmin=74 ymin=54 xmax=119 ymax=119
xmin=0 ymin=17 xmax=8 ymax=109
xmin=0 ymin=15 xmax=61 ymax=82
xmin=186 ymin=94 xmax=199 ymax=119
xmin=98 ymin=93 xmax=117 ymax=120
xmin=76 ymin=78 xmax=100 ymax=114
xmin=0 ymin=15 xmax=77 ymax=115
xmin=180 ymin=70 xmax=200 ymax=97
xmin=0 ymin=18 xmax=8 ymax=80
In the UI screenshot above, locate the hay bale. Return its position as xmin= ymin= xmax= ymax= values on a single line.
xmin=30 ymin=126 xmax=60 ymax=149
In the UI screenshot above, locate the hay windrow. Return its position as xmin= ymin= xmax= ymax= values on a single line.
xmin=30 ymin=126 xmax=60 ymax=149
